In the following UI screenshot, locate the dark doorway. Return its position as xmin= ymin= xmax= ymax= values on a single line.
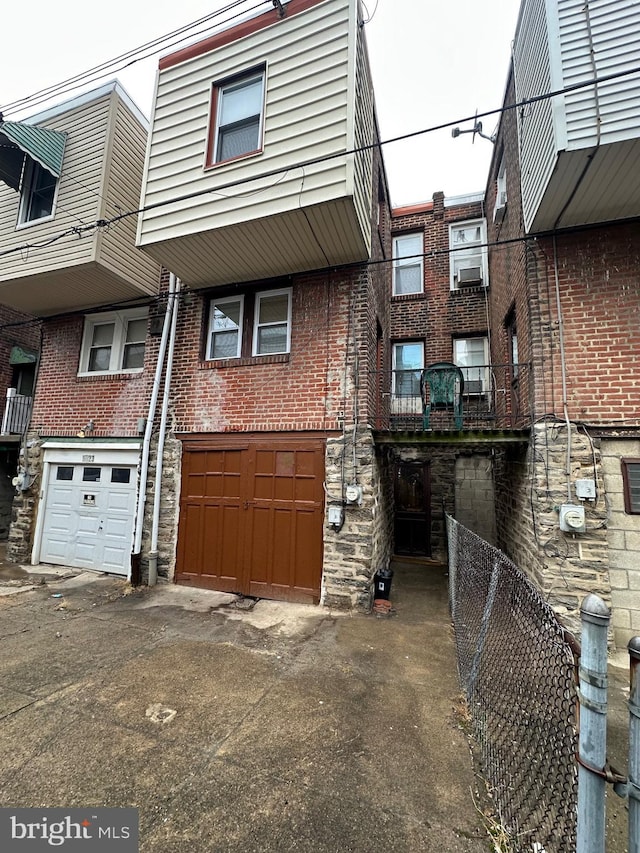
xmin=394 ymin=462 xmax=431 ymax=557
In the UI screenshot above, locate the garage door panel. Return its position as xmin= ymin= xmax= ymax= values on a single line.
xmin=176 ymin=440 xmax=324 ymax=602
xmin=105 ymin=490 xmax=135 ymax=512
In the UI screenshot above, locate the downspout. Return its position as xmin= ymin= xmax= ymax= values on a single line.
xmin=131 ymin=272 xmax=177 ymax=581
xmin=148 ymin=278 xmax=180 ymax=586
xmin=552 ymin=236 xmax=572 ymax=502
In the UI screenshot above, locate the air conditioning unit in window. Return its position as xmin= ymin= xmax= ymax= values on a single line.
xmin=457 ymin=266 xmax=483 ymax=285
xmin=464 ymin=379 xmax=484 ymax=394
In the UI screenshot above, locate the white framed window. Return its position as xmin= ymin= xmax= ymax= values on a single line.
xmin=208 ymin=296 xmax=244 ymax=359
xmin=494 ymin=156 xmax=507 ymax=221
xmin=209 ymin=67 xmax=266 ymax=165
xmin=454 ymin=337 xmax=489 ymax=394
xmin=449 ymin=219 xmax=488 ymax=289
xmin=392 ymin=233 xmax=423 ymax=296
xmin=392 ymin=342 xmax=424 ymax=398
xmin=252 ymin=288 xmax=292 ymax=356
xmin=18 ymin=160 xmax=58 ymax=225
xmin=79 ymin=309 xmax=148 ymax=376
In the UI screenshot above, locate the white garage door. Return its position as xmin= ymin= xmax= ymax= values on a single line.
xmin=40 ymin=463 xmax=137 ymax=575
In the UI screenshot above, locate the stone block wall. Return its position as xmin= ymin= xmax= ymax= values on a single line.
xmin=455 ymin=454 xmax=497 ymax=544
xmin=7 ymin=431 xmax=43 ymax=563
xmin=601 ymin=438 xmax=640 ymax=648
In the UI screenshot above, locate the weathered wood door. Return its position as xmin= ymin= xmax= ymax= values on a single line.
xmin=176 ymin=437 xmax=325 ymax=603
xmin=393 ymin=462 xmax=431 ymax=557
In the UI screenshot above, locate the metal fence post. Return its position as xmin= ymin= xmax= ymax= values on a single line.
xmin=628 ymin=637 xmax=640 ymax=853
xmin=577 ymin=594 xmax=610 ymax=853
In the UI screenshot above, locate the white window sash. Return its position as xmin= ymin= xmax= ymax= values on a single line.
xmin=212 ymin=70 xmax=265 ymax=164
xmin=208 ymin=295 xmax=244 ymax=360
xmin=392 ymin=234 xmax=423 ymax=295
xmin=79 ymin=309 xmax=148 ymax=376
xmin=252 ymin=288 xmax=292 ymax=356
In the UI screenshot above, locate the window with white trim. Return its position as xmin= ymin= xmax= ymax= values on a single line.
xmin=494 ymin=156 xmax=507 ymax=221
xmin=253 ymin=289 xmax=291 ymax=355
xmin=79 ymin=309 xmax=148 ymax=375
xmin=208 ymin=296 xmax=244 ymax=359
xmin=18 ymin=160 xmax=58 ymax=225
xmin=392 ymin=342 xmax=424 ymax=398
xmin=453 ymin=337 xmax=489 ymax=394
xmin=449 ymin=219 xmax=488 ymax=289
xmin=209 ymin=67 xmax=265 ymax=165
xmin=206 ymin=288 xmax=292 ymax=360
xmin=392 ymin=233 xmax=423 ymax=296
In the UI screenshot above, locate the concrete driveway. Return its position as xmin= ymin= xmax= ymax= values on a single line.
xmin=0 ymin=560 xmax=488 ymax=852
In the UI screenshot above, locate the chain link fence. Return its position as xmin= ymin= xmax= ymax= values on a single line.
xmin=447 ymin=514 xmax=579 ymax=852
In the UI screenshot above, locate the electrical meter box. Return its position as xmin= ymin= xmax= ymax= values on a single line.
xmin=328 ymin=505 xmax=344 ymax=526
xmin=559 ymin=503 xmax=586 ymax=533
xmin=575 ymin=479 xmax=596 ymax=500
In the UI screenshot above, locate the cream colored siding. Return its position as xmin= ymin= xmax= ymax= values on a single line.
xmin=352 ymin=14 xmax=374 ymax=254
xmin=558 ymin=0 xmax=640 ymax=149
xmin=513 ymin=0 xmax=558 ymax=233
xmin=0 ymin=98 xmax=110 ymax=279
xmin=97 ymin=96 xmax=159 ymax=296
xmin=138 ymin=0 xmax=363 ymax=252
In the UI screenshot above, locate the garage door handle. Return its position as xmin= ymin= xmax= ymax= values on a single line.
xmin=244 ymin=501 xmax=251 ymax=510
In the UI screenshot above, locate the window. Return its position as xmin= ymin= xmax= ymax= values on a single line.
xmin=209 ymin=68 xmax=265 ymax=165
xmin=494 ymin=156 xmax=507 ymax=221
xmin=622 ymin=460 xmax=640 ymax=514
xmin=449 ymin=219 xmax=488 ymax=289
xmin=56 ymin=466 xmax=73 ymax=481
xmin=392 ymin=233 xmax=423 ymax=296
xmin=79 ymin=309 xmax=148 ymax=376
xmin=206 ymin=288 xmax=292 ymax=360
xmin=454 ymin=337 xmax=489 ymax=394
xmin=19 ymin=160 xmax=57 ymax=224
xmin=393 ymin=342 xmax=424 ymax=397
xmin=208 ymin=296 xmax=244 ymax=359
xmin=505 ymin=307 xmax=519 ymax=379
xmin=253 ymin=289 xmax=291 ymax=355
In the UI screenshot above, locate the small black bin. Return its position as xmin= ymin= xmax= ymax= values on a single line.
xmin=373 ymin=567 xmax=394 ymax=600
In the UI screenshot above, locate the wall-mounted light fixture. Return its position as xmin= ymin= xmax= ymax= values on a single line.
xmin=76 ymin=419 xmax=95 ymax=438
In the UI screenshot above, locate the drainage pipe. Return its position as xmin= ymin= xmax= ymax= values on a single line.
xmin=148 ymin=278 xmax=180 ymax=586
xmin=131 ymin=273 xmax=177 ymax=579
xmin=552 ymin=235 xmax=572 ymax=502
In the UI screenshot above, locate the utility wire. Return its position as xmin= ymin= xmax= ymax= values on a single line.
xmin=0 ymin=0 xmax=267 ymax=118
xmin=1 ymin=63 xmax=638 ymax=263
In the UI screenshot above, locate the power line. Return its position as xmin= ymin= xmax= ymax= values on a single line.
xmin=1 ymin=63 xmax=638 ymax=263
xmin=0 ymin=1 xmax=268 ymax=118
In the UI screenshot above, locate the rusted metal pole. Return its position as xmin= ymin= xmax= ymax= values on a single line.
xmin=577 ymin=594 xmax=610 ymax=853
xmin=628 ymin=637 xmax=640 ymax=853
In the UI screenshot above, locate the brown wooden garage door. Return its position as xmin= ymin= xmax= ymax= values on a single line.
xmin=175 ymin=436 xmax=325 ymax=604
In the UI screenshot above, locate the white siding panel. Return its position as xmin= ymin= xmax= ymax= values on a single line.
xmin=138 ymin=0 xmax=360 ymax=249
xmin=0 ymin=98 xmax=113 ymax=282
xmin=558 ymin=0 xmax=640 ymax=149
xmin=514 ymin=0 xmax=559 ymax=232
xmin=352 ymin=16 xmax=374 ymax=254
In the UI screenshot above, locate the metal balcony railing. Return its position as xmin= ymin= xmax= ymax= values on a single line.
xmin=372 ymin=363 xmax=531 ymax=432
xmin=1 ymin=388 xmax=33 ymax=436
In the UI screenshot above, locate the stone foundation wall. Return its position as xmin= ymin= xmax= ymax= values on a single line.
xmin=322 ymin=426 xmax=391 ymax=610
xmin=139 ymin=431 xmax=182 ymax=582
xmin=601 ymin=439 xmax=640 ymax=649
xmin=7 ymin=431 xmax=43 ymax=563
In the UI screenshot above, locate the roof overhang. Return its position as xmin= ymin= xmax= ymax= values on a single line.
xmin=0 ymin=120 xmax=67 ymax=191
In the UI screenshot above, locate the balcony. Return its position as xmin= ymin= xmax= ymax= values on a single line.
xmin=1 ymin=388 xmax=33 ymax=438
xmin=372 ymin=363 xmax=531 ymax=437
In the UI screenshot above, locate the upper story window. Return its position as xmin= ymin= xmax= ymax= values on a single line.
xmin=208 ymin=67 xmax=266 ymax=166
xmin=79 ymin=309 xmax=148 ymax=376
xmin=449 ymin=219 xmax=488 ymax=290
xmin=206 ymin=287 xmax=292 ymax=360
xmin=19 ymin=160 xmax=58 ymax=225
xmin=392 ymin=233 xmax=423 ymax=296
xmin=208 ymin=296 xmax=244 ymax=359
xmin=453 ymin=336 xmax=489 ymax=394
xmin=622 ymin=460 xmax=640 ymax=514
xmin=494 ymin=156 xmax=507 ymax=221
xmin=392 ymin=341 xmax=424 ymax=397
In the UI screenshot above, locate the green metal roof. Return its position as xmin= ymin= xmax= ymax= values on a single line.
xmin=0 ymin=121 xmax=67 ymax=191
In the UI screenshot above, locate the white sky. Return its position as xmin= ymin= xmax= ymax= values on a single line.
xmin=1 ymin=0 xmax=521 ymax=207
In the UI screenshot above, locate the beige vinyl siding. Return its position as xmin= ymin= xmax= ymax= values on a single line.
xmin=558 ymin=0 xmax=640 ymax=149
xmin=0 ymin=97 xmax=110 ymax=281
xmin=352 ymin=17 xmax=374 ymax=255
xmin=97 ymin=95 xmax=160 ymax=296
xmin=138 ymin=0 xmax=358 ymax=248
xmin=513 ymin=0 xmax=558 ymax=233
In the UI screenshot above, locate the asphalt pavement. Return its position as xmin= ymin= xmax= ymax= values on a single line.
xmin=0 ymin=558 xmax=489 ymax=852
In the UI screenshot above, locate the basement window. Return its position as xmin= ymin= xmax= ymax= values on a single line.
xmin=622 ymin=459 xmax=640 ymax=514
